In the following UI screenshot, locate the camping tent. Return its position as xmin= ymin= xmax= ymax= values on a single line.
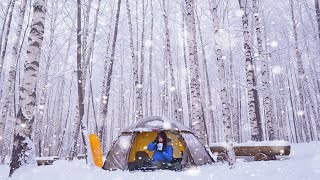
xmin=102 ymin=116 xmax=213 ymax=171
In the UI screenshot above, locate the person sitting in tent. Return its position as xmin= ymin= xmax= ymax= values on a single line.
xmin=147 ymin=131 xmax=173 ymax=168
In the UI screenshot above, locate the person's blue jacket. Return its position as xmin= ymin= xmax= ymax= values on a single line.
xmin=147 ymin=142 xmax=173 ymax=162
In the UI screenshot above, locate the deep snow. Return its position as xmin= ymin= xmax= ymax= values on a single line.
xmin=1 ymin=142 xmax=320 ymax=180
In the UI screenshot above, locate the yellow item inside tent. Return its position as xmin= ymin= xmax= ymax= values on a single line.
xmin=128 ymin=131 xmax=185 ymax=163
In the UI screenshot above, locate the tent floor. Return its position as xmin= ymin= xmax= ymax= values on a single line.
xmin=128 ymin=159 xmax=182 ymax=171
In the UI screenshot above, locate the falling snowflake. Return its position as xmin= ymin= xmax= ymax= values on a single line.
xmin=297 ymin=110 xmax=304 ymax=116
xmin=145 ymin=40 xmax=153 ymax=48
xmin=119 ymin=136 xmax=130 ymax=149
xmin=270 ymin=41 xmax=278 ymax=48
xmin=136 ymin=84 xmax=143 ymax=89
xmin=102 ymin=95 xmax=108 ymax=100
xmin=159 ymin=81 xmax=166 ymax=85
xmin=38 ymin=105 xmax=45 ymax=110
xmin=170 ymin=86 xmax=176 ymax=91
xmin=272 ymin=66 xmax=282 ymax=74
xmin=235 ymin=10 xmax=244 ymax=17
xmin=20 ymin=123 xmax=27 ymax=128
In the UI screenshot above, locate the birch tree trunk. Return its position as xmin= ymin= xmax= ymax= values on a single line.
xmin=57 ymin=32 xmax=73 ymax=156
xmin=34 ymin=0 xmax=58 ymax=156
xmin=0 ymin=0 xmax=12 ymax=57
xmin=315 ymin=0 xmax=320 ymax=43
xmin=81 ymin=0 xmax=93 ymax=92
xmin=0 ymin=0 xmax=16 ymax=81
xmin=136 ymin=0 xmax=146 ymax=120
xmin=196 ymin=6 xmax=217 ymax=142
xmin=125 ymin=0 xmax=138 ymax=123
xmin=99 ymin=0 xmax=122 ymax=151
xmin=0 ymin=0 xmax=27 ymax=157
xmin=148 ymin=0 xmax=154 ymax=116
xmin=184 ymin=0 xmax=208 ymax=145
xmin=210 ymin=0 xmax=233 ymax=144
xmin=289 ymin=0 xmax=319 ymax=141
xmin=119 ymin=57 xmax=125 ymax=131
xmin=252 ymin=0 xmax=276 ymax=140
xmin=9 ymin=0 xmax=47 ymax=176
xmin=70 ymin=0 xmax=90 ymax=161
xmin=238 ymin=0 xmax=263 ymax=141
xmin=162 ymin=0 xmax=180 ymax=121
xmin=314 ymin=0 xmax=320 ymax=93
xmin=98 ymin=6 xmax=114 ymax=144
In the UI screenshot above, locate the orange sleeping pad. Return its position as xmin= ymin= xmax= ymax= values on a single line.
xmin=89 ymin=134 xmax=104 ymax=168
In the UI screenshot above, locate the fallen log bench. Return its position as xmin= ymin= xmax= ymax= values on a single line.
xmin=210 ymin=141 xmax=291 ymax=161
xmin=36 ymin=157 xmax=57 ymax=166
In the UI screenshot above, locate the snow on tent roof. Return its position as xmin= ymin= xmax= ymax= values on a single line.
xmin=123 ymin=116 xmax=190 ymax=132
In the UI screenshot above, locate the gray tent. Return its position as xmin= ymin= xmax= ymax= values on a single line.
xmin=102 ymin=116 xmax=213 ymax=171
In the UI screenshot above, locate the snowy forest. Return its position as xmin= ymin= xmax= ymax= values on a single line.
xmin=0 ymin=0 xmax=320 ymax=179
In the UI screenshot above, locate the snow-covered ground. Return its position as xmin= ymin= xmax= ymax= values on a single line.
xmin=1 ymin=142 xmax=320 ymax=180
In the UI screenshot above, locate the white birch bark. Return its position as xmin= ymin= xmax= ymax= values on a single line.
xmin=0 ymin=0 xmax=27 ymax=157
xmin=238 ymin=0 xmax=263 ymax=141
xmin=148 ymin=0 xmax=154 ymax=116
xmin=136 ymin=0 xmax=146 ymax=120
xmin=210 ymin=0 xmax=233 ymax=144
xmin=252 ymin=0 xmax=276 ymax=140
xmin=185 ymin=0 xmax=207 ymax=145
xmin=162 ymin=0 xmax=180 ymax=121
xmin=0 ymin=0 xmax=16 ymax=81
xmin=99 ymin=0 xmax=122 ymax=151
xmin=196 ymin=8 xmax=217 ymax=142
xmin=69 ymin=0 xmax=91 ymax=162
xmin=289 ymin=0 xmax=319 ymax=141
xmin=98 ymin=14 xmax=114 ymax=143
xmin=34 ymin=0 xmax=58 ymax=156
xmin=125 ymin=0 xmax=138 ymax=122
xmin=181 ymin=13 xmax=192 ymax=126
xmin=314 ymin=0 xmax=320 ymax=94
xmin=0 ymin=0 xmax=12 ymax=56
xmin=9 ymin=0 xmax=47 ymax=176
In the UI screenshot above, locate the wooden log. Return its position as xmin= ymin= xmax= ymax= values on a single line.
xmin=36 ymin=157 xmax=56 ymax=166
xmin=254 ymin=153 xmax=276 ymax=161
xmin=210 ymin=145 xmax=291 ymax=157
xmin=77 ymin=154 xmax=87 ymax=160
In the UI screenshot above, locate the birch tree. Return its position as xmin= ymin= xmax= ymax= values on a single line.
xmin=252 ymin=0 xmax=276 ymax=140
xmin=124 ymin=0 xmax=138 ymax=123
xmin=0 ymin=0 xmax=28 ymax=162
xmin=314 ymin=0 xmax=320 ymax=91
xmin=184 ymin=0 xmax=208 ymax=145
xmin=195 ymin=6 xmax=216 ymax=142
xmin=70 ymin=0 xmax=90 ymax=161
xmin=136 ymin=0 xmax=146 ymax=120
xmin=147 ymin=0 xmax=154 ymax=116
xmin=99 ymin=0 xmax=122 ymax=151
xmin=289 ymin=0 xmax=320 ymax=141
xmin=181 ymin=14 xmax=192 ymax=125
xmin=209 ymin=0 xmax=233 ymax=144
xmin=0 ymin=0 xmax=16 ymax=81
xmin=238 ymin=0 xmax=263 ymax=141
xmin=9 ymin=0 xmax=48 ymax=176
xmin=98 ymin=2 xmax=115 ymax=145
xmin=162 ymin=0 xmax=180 ymax=121
xmin=0 ymin=0 xmax=12 ymax=59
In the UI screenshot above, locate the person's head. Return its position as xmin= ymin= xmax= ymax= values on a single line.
xmin=157 ymin=131 xmax=167 ymax=144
